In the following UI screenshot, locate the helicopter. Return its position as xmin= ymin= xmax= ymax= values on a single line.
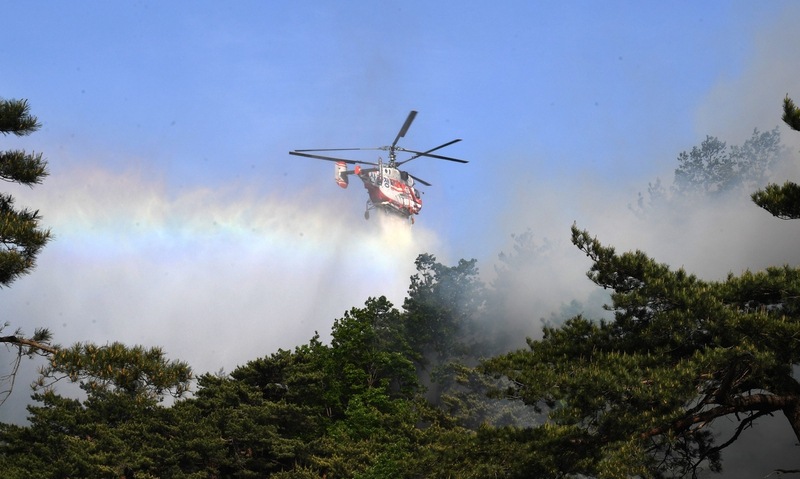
xmin=289 ymin=111 xmax=467 ymax=223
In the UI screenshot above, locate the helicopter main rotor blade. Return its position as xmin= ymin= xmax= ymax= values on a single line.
xmin=408 ymin=173 xmax=431 ymax=186
xmin=289 ymin=151 xmax=378 ymax=166
xmin=396 ymin=139 xmax=467 ymax=166
xmin=391 ymin=110 xmax=417 ymax=149
xmin=294 ymin=147 xmax=382 ymax=153
xmin=407 ymin=151 xmax=468 ymax=163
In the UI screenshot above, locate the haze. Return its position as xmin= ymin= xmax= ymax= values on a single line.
xmin=2 ymin=2 xmax=800 ymax=476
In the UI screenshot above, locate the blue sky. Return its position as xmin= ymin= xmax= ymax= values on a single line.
xmin=5 ymin=5 xmax=780 ymax=234
xmin=3 ymin=3 xmax=800 ymax=471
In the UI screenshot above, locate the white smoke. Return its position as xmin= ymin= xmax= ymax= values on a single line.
xmin=0 ymin=162 xmax=442 ymax=422
xmin=482 ymin=5 xmax=800 ymax=475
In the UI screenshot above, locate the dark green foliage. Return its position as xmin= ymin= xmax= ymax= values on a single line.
xmin=403 ymin=253 xmax=484 ymax=363
xmin=0 ymin=98 xmax=50 ymax=287
xmin=229 ymin=334 xmax=331 ymax=412
xmin=38 ymin=342 xmax=193 ymax=400
xmin=483 ymin=225 xmax=800 ymax=478
xmin=0 ymin=150 xmax=47 ymax=185
xmin=752 ymin=95 xmax=800 ymax=219
xmin=752 ymin=181 xmax=800 ymax=219
xmin=402 ymin=254 xmax=509 ymax=427
xmin=782 ymin=94 xmax=800 ymax=131
xmin=0 ymin=98 xmax=40 ymax=135
xmin=7 ymin=229 xmax=797 ymax=477
xmin=329 ymin=297 xmax=420 ymax=405
xmin=0 ymin=193 xmax=49 ymax=286
xmin=7 ymin=98 xmax=800 ymax=478
xmin=0 ymin=98 xmax=54 ymax=408
xmin=12 ymin=92 xmax=800 ymax=474
xmin=176 ymin=374 xmax=321 ymax=477
xmin=0 ymin=342 xmax=195 ymax=478
xmin=0 ymin=268 xmax=553 ymax=478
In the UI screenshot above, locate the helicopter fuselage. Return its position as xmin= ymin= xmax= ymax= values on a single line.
xmin=336 ymin=161 xmax=422 ymax=219
xmin=290 ymin=110 xmax=466 ymax=223
xmin=360 ymin=165 xmax=422 ymax=219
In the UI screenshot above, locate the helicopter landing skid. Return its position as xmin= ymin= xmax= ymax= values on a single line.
xmin=364 ymin=199 xmax=374 ymax=220
xmin=364 ymin=199 xmax=414 ymax=224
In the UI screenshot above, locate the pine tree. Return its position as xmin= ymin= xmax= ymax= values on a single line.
xmin=0 ymin=342 xmax=193 ymax=478
xmin=483 ymin=225 xmax=800 ymax=477
xmin=483 ymin=98 xmax=800 ymax=477
xmin=0 ymin=98 xmax=50 ymax=286
xmin=0 ymin=98 xmax=54 ymax=405
xmin=751 ymin=95 xmax=800 ymax=218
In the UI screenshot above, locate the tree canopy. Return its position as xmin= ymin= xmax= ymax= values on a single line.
xmin=483 ymin=96 xmax=800 ymax=477
xmin=0 ymin=98 xmax=55 ymax=405
xmin=635 ymin=126 xmax=786 ymax=216
xmin=751 ymin=95 xmax=800 ymax=219
xmin=484 ymin=225 xmax=800 ymax=477
xmin=0 ymin=98 xmax=50 ymax=286
xmin=3 ymin=96 xmax=800 ymax=478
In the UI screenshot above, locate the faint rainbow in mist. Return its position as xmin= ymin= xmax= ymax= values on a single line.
xmin=19 ymin=165 xmax=440 ymax=294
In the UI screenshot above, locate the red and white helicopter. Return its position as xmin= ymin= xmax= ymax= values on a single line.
xmin=289 ymin=111 xmax=467 ymax=223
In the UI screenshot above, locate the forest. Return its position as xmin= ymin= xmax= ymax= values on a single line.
xmin=1 ymin=97 xmax=799 ymax=478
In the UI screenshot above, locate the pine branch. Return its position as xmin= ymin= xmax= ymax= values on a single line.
xmin=0 ymin=99 xmax=40 ymax=135
xmin=0 ymin=330 xmax=57 ymax=407
xmin=752 ymin=182 xmax=800 ymax=220
xmin=641 ymin=393 xmax=798 ymax=440
xmin=692 ymin=409 xmax=771 ymax=472
xmin=0 ymin=150 xmax=48 ymax=185
xmin=783 ymin=95 xmax=800 ymax=132
xmin=0 ymin=351 xmax=22 ymax=407
xmin=0 ymin=334 xmax=57 ymax=355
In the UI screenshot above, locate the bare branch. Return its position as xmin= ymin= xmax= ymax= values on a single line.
xmin=0 ymin=353 xmax=22 ymax=407
xmin=0 ymin=334 xmax=57 ymax=406
xmin=690 ymin=410 xmax=772 ymax=475
xmin=0 ymin=335 xmax=57 ymax=355
xmin=642 ymin=394 xmax=798 ymax=440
